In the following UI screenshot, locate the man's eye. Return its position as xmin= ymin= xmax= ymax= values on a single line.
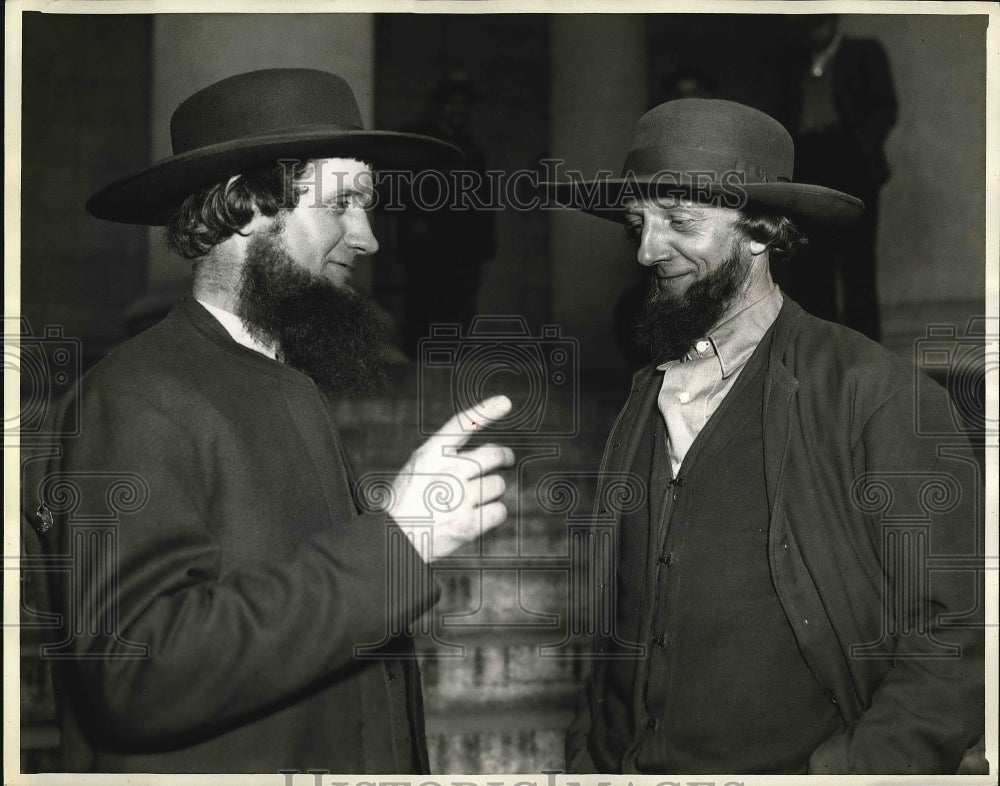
xmin=624 ymin=222 xmax=642 ymax=241
xmin=326 ymin=198 xmax=351 ymax=213
xmin=670 ymin=217 xmax=692 ymax=228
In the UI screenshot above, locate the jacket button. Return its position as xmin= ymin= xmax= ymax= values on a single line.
xmin=652 ymin=634 xmax=666 ymax=647
xmin=647 ymin=717 xmax=659 ymax=731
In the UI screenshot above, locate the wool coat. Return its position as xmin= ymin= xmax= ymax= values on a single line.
xmin=37 ymin=298 xmax=439 ymax=773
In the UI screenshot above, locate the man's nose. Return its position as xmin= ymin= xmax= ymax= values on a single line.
xmin=636 ymin=225 xmax=668 ymax=267
xmin=346 ymin=210 xmax=379 ymax=256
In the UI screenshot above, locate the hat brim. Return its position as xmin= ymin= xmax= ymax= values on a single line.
xmin=87 ymin=130 xmax=463 ymax=225
xmin=541 ymin=176 xmax=864 ymax=225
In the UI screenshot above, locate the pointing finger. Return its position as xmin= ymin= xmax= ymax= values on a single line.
xmin=426 ymin=395 xmax=513 ymax=454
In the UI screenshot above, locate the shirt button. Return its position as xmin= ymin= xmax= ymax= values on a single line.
xmin=678 ymin=390 xmax=691 ymax=404
xmin=695 ymin=339 xmax=710 ymax=354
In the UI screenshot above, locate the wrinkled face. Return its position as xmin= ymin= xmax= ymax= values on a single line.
xmin=276 ymin=157 xmax=379 ymax=289
xmin=623 ymin=196 xmax=749 ymax=301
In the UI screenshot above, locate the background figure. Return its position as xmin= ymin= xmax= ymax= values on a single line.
xmin=768 ymin=14 xmax=897 ymax=341
xmin=655 ymin=65 xmax=718 ymax=103
xmin=399 ymin=68 xmax=497 ymax=358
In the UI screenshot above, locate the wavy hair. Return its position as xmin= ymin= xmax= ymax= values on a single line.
xmin=735 ymin=209 xmax=808 ymax=262
xmin=166 ymin=160 xmax=313 ymax=259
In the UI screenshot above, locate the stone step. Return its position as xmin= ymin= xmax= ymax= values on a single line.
xmin=425 ymin=708 xmax=572 ymax=773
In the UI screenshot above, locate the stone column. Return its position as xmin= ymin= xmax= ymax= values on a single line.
xmin=549 ymin=15 xmax=648 ymax=370
xmin=147 ymin=13 xmax=376 ymax=294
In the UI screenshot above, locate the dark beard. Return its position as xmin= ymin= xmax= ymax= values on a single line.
xmin=631 ymin=244 xmax=752 ymax=365
xmin=235 ymin=227 xmax=389 ymax=397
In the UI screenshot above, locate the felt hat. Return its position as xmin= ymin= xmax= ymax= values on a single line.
xmin=87 ymin=68 xmax=462 ymax=225
xmin=542 ymin=98 xmax=864 ymax=224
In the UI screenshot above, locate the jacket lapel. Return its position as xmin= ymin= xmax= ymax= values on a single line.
xmin=762 ymin=303 xmax=800 ymax=521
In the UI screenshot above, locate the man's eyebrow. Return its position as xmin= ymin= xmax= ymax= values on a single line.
xmin=322 ymin=184 xmax=375 ymax=204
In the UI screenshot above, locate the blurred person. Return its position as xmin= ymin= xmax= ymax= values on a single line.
xmin=28 ymin=68 xmax=515 ymax=774
xmin=658 ymin=65 xmax=718 ymax=103
xmin=399 ymin=67 xmax=497 ymax=357
xmin=545 ymin=98 xmax=982 ymax=774
xmin=768 ymin=14 xmax=897 ymax=341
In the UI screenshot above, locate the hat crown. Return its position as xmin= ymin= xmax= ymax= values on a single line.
xmin=170 ymin=68 xmax=364 ymax=155
xmin=625 ymin=99 xmax=794 ymax=184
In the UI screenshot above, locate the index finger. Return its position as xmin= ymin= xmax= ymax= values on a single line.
xmin=426 ymin=395 xmax=513 ymax=453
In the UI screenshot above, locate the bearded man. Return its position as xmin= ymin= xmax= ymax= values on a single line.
xmin=32 ymin=69 xmax=514 ymax=773
xmin=546 ymin=99 xmax=984 ymax=774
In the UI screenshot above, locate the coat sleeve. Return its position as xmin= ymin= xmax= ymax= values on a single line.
xmin=808 ymin=378 xmax=984 ymax=774
xmin=49 ymin=383 xmax=438 ymax=745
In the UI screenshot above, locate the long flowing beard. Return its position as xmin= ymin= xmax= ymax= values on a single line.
xmin=235 ymin=227 xmax=389 ymax=396
xmin=632 ymin=243 xmax=753 ymax=365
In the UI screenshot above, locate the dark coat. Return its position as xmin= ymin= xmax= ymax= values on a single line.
xmin=770 ymin=36 xmax=898 ymax=187
xmin=567 ymin=298 xmax=984 ymax=774
xmin=36 ymin=298 xmax=438 ymax=773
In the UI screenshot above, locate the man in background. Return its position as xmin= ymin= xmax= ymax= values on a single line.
xmin=399 ymin=67 xmax=497 ymax=356
xmin=769 ymin=14 xmax=897 ymax=341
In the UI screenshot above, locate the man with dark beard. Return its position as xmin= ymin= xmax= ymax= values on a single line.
xmin=32 ymin=69 xmax=514 ymax=774
xmin=546 ymin=99 xmax=983 ymax=774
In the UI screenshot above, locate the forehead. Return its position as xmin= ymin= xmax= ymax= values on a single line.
xmin=623 ymin=195 xmax=740 ymax=221
xmin=300 ymin=157 xmax=374 ymax=196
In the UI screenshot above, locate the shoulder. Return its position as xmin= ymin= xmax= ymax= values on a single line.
xmin=82 ymin=305 xmax=208 ymax=398
xmin=775 ymin=304 xmax=946 ymax=433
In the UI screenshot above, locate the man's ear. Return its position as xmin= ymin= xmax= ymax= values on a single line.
xmin=224 ymin=175 xmax=269 ymax=235
xmin=748 ymin=239 xmax=768 ymax=256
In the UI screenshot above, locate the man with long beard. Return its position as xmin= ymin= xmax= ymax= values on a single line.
xmin=546 ymin=99 xmax=983 ymax=774
xmin=33 ymin=69 xmax=514 ymax=773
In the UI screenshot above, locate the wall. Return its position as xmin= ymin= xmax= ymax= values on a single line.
xmin=19 ymin=13 xmax=151 ymax=364
xmin=842 ymin=13 xmax=987 ymax=350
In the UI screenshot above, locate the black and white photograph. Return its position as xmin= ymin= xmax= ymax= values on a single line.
xmin=5 ymin=1 xmax=997 ymax=781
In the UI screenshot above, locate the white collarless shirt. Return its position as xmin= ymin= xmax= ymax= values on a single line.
xmin=196 ymin=299 xmax=278 ymax=360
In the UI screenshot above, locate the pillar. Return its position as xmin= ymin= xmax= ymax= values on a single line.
xmin=549 ymin=15 xmax=648 ymax=370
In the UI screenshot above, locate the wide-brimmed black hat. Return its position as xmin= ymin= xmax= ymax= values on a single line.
xmin=542 ymin=98 xmax=864 ymax=224
xmin=87 ymin=68 xmax=462 ymax=225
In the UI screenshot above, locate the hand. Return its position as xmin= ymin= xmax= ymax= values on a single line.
xmin=388 ymin=395 xmax=515 ymax=559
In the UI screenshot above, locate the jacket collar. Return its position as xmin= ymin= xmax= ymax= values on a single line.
xmin=616 ymin=293 xmax=805 ymax=518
